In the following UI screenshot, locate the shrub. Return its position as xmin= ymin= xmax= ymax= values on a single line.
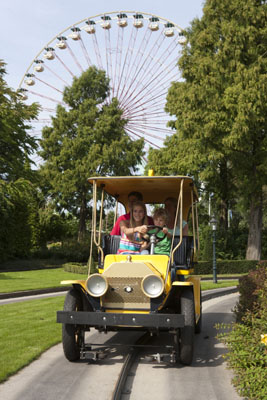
xmin=63 ymin=262 xmax=88 ymax=274
xmin=235 ymin=265 xmax=267 ymax=322
xmin=33 ymin=238 xmax=98 ymax=263
xmin=198 ymin=224 xmax=248 ymax=261
xmin=195 ymin=260 xmax=258 ymax=275
xmin=63 ymin=262 xmax=98 ymax=275
xmin=218 ymin=266 xmax=267 ymax=400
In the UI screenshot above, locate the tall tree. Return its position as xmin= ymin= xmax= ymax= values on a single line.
xmin=0 ymin=60 xmax=39 ymax=181
xmin=148 ymin=0 xmax=267 ymax=259
xmin=0 ymin=60 xmax=41 ymax=260
xmin=39 ymin=66 xmax=144 ymax=241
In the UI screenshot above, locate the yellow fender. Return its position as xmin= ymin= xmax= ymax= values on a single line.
xmin=61 ymin=280 xmax=87 ymax=291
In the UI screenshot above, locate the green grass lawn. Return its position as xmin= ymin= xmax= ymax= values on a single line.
xmin=0 ymin=296 xmax=64 ymax=383
xmin=201 ymin=280 xmax=238 ymax=290
xmin=0 ymin=268 xmax=88 ymax=294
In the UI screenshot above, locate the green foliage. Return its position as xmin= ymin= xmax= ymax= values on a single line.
xmin=33 ymin=238 xmax=97 ymax=263
xmin=195 ymin=260 xmax=258 ymax=274
xmin=219 ymin=266 xmax=267 ymax=400
xmin=198 ymin=223 xmax=249 ymax=261
xmin=0 ymin=179 xmax=42 ymax=261
xmin=63 ymin=261 xmax=97 ymax=275
xmin=0 ymin=60 xmax=39 ymax=181
xmin=38 ymin=204 xmax=79 ymax=245
xmin=0 ymin=61 xmax=43 ymax=261
xmin=147 ymin=0 xmax=267 ymax=259
xmin=39 ymin=66 xmax=144 ymax=241
xmin=235 ymin=265 xmax=267 ymax=321
xmin=63 ymin=262 xmax=88 ymax=274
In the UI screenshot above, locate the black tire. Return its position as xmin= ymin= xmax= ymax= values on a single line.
xmin=179 ymin=288 xmax=195 ymax=365
xmin=195 ymin=291 xmax=202 ymax=334
xmin=62 ymin=288 xmax=83 ymax=362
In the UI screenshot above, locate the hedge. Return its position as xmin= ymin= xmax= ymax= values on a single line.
xmin=194 ymin=260 xmax=266 ymax=275
xmin=63 ymin=262 xmax=97 ymax=275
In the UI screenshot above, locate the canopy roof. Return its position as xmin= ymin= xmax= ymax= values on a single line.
xmin=88 ymin=176 xmax=198 ymax=209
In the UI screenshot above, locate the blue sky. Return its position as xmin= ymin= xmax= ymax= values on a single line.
xmin=1 ymin=0 xmax=204 ymax=90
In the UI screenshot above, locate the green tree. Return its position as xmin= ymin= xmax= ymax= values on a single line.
xmin=39 ymin=66 xmax=144 ymax=241
xmin=0 ymin=61 xmax=41 ymax=261
xmin=0 ymin=60 xmax=39 ymax=181
xmin=148 ymin=0 xmax=267 ymax=259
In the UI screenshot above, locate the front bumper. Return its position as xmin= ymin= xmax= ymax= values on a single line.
xmin=57 ymin=311 xmax=184 ymax=329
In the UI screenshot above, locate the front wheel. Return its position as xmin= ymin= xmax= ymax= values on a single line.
xmin=62 ymin=288 xmax=83 ymax=361
xmin=180 ymin=288 xmax=195 ymax=365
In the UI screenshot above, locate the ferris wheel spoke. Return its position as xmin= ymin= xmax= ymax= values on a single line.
xmin=124 ymin=112 xmax=169 ymax=121
xmin=66 ymin=42 xmax=84 ymax=73
xmin=123 ymin=81 xmax=176 ymax=117
xmin=122 ymin=72 xmax=177 ymax=114
xmin=41 ymin=107 xmax=56 ymax=113
xmin=114 ymin=24 xmax=135 ymax=98
xmin=113 ymin=20 xmax=125 ymax=98
xmin=34 ymin=119 xmax=52 ymax=123
xmin=118 ymin=29 xmax=165 ymax=105
xmin=126 ymin=123 xmax=166 ymax=141
xmin=34 ymin=76 xmax=63 ymax=94
xmin=27 ymin=90 xmax=65 ymax=105
xmin=54 ymin=53 xmax=75 ymax=78
xmin=128 ymin=122 xmax=171 ymax=134
xmin=128 ymin=119 xmax=169 ymax=125
xmin=125 ymin=126 xmax=161 ymax=148
xmin=104 ymin=29 xmax=114 ymax=101
xmin=121 ymin=37 xmax=180 ymax=107
xmin=119 ymin=33 xmax=169 ymax=105
xmin=121 ymin=57 xmax=179 ymax=110
xmin=43 ymin=64 xmax=70 ymax=87
xmin=124 ymin=109 xmax=167 ymax=119
xmin=79 ymin=37 xmax=93 ymax=67
xmin=124 ymin=92 xmax=167 ymax=116
xmin=91 ymin=32 xmax=104 ymax=70
xmin=117 ymin=27 xmax=153 ymax=102
xmin=116 ymin=25 xmax=139 ymax=101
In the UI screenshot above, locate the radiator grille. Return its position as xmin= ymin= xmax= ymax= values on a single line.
xmin=102 ymin=277 xmax=150 ymax=310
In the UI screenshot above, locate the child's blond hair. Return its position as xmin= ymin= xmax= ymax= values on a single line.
xmin=153 ymin=208 xmax=169 ymax=223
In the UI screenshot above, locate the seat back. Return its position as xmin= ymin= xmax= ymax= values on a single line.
xmin=172 ymin=236 xmax=194 ymax=269
xmin=102 ymin=235 xmax=121 ymax=256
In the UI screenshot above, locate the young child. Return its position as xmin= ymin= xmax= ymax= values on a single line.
xmin=117 ymin=201 xmax=148 ymax=254
xmin=150 ymin=208 xmax=172 ymax=255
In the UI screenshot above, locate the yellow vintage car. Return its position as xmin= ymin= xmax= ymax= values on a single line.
xmin=57 ymin=173 xmax=201 ymax=365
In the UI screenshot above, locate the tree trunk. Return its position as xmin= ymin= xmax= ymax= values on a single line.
xmin=219 ymin=160 xmax=229 ymax=230
xmin=78 ymin=194 xmax=87 ymax=242
xmin=246 ymin=193 xmax=262 ymax=260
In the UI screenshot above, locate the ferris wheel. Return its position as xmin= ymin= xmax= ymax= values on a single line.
xmin=19 ymin=11 xmax=185 ymax=161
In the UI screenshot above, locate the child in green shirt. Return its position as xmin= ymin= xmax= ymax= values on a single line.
xmin=150 ymin=208 xmax=172 ymax=255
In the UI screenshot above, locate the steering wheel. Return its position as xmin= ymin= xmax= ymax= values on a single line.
xmin=141 ymin=225 xmax=166 ymax=243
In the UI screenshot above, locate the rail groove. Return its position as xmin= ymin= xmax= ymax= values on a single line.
xmin=111 ymin=332 xmax=150 ymax=400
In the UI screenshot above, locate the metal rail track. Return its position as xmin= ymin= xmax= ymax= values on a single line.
xmin=111 ymin=332 xmax=151 ymax=400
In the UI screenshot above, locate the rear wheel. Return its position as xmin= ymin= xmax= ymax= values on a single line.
xmin=179 ymin=288 xmax=195 ymax=365
xmin=62 ymin=288 xmax=83 ymax=361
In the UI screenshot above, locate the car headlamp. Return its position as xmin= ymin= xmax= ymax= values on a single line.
xmin=86 ymin=274 xmax=108 ymax=297
xmin=141 ymin=274 xmax=164 ymax=298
